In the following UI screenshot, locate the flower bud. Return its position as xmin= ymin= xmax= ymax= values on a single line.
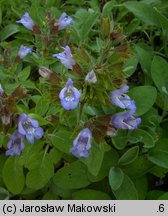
xmin=85 ymin=70 xmax=97 ymax=84
xmin=38 ymin=67 xmax=52 ymax=79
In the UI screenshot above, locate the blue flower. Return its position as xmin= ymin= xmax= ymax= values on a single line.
xmin=6 ymin=130 xmax=25 ymax=156
xmin=57 ymin=12 xmax=74 ymax=30
xmin=111 ymin=110 xmax=141 ymax=130
xmin=18 ymin=45 xmax=32 ymax=59
xmin=59 ymin=78 xmax=81 ymax=110
xmin=18 ymin=114 xmax=44 ymax=144
xmin=110 ymin=85 xmax=136 ymax=111
xmin=85 ymin=70 xmax=97 ymax=84
xmin=53 ymin=46 xmax=75 ymax=70
xmin=70 ymin=128 xmax=92 ymax=158
xmin=16 ymin=12 xmax=34 ymax=30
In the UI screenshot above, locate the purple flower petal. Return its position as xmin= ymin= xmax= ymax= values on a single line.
xmin=34 ymin=127 xmax=44 ymax=139
xmin=70 ymin=147 xmax=89 ymax=158
xmin=61 ymin=98 xmax=79 ymax=110
xmin=18 ymin=114 xmax=44 ymax=144
xmin=26 ymin=133 xmax=35 ymax=144
xmin=110 ymin=85 xmax=136 ymax=111
xmin=18 ymin=45 xmax=32 ymax=59
xmin=18 ymin=121 xmax=26 ymax=135
xmin=57 ymin=12 xmax=74 ymax=30
xmin=53 ymin=46 xmax=75 ymax=69
xmin=59 ymin=78 xmax=81 ymax=110
xmin=6 ymin=130 xmax=25 ymax=156
xmin=70 ymin=128 xmax=92 ymax=158
xmin=16 ymin=12 xmax=34 ymax=30
xmin=112 ymin=111 xmax=141 ymax=130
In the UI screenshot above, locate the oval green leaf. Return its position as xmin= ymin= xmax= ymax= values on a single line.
xmin=118 ymin=146 xmax=139 ymax=166
xmin=151 ymin=56 xmax=168 ymax=92
xmin=0 ymin=24 xmax=20 ymax=41
xmin=53 ymin=161 xmax=90 ymax=189
xmin=109 ymin=167 xmax=124 ymax=191
xmin=113 ymin=174 xmax=138 ymax=200
xmin=129 ymin=86 xmax=157 ymax=116
xmin=147 ymin=150 xmax=168 ymax=169
xmin=123 ymin=2 xmax=160 ymax=27
xmin=3 ymin=157 xmax=25 ymax=194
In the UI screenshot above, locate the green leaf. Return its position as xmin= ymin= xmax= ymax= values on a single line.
xmin=3 ymin=157 xmax=25 ymax=194
xmin=129 ymin=86 xmax=157 ymax=116
xmin=118 ymin=146 xmax=139 ymax=166
xmin=112 ymin=130 xmax=128 ymax=150
xmin=72 ymin=9 xmax=99 ymax=42
xmin=51 ymin=184 xmax=74 ymax=199
xmin=81 ymin=142 xmax=104 ymax=176
xmin=26 ymin=155 xmax=54 ymax=190
xmin=18 ymin=66 xmax=31 ymax=81
xmin=48 ymin=148 xmax=62 ymax=166
xmin=35 ymin=95 xmax=50 ymax=116
xmin=112 ymin=174 xmax=138 ymax=200
xmin=102 ymin=0 xmax=116 ymax=16
xmin=123 ymin=1 xmax=160 ymax=27
xmin=124 ymin=55 xmax=138 ymax=77
xmin=147 ymin=150 xmax=168 ymax=169
xmin=83 ymin=105 xmax=103 ymax=116
xmin=128 ymin=129 xmax=155 ymax=148
xmin=123 ymin=156 xmax=153 ymax=178
xmin=72 ymin=189 xmax=111 ymax=200
xmin=109 ymin=167 xmax=124 ymax=191
xmin=158 ymin=192 xmax=168 ymax=200
xmin=149 ymin=166 xmax=168 ymax=178
xmin=154 ymin=8 xmax=168 ymax=31
xmin=0 ymin=8 xmax=2 ymax=25
xmin=22 ymin=80 xmax=36 ymax=89
xmin=146 ymin=190 xmax=165 ymax=200
xmin=0 ymin=24 xmax=20 ymax=41
xmin=135 ymin=45 xmax=153 ymax=74
xmin=0 ymin=187 xmax=10 ymax=200
xmin=18 ymin=140 xmax=44 ymax=170
xmin=42 ymin=190 xmax=59 ymax=200
xmin=66 ymin=0 xmax=84 ymax=5
xmin=0 ymin=154 xmax=7 ymax=187
xmin=53 ymin=161 xmax=90 ymax=189
xmin=28 ymin=113 xmax=51 ymax=126
xmin=134 ymin=176 xmax=148 ymax=200
xmin=148 ymin=138 xmax=168 ymax=168
xmin=88 ymin=149 xmax=119 ymax=182
xmin=151 ymin=56 xmax=168 ymax=93
xmin=50 ymin=130 xmax=73 ymax=154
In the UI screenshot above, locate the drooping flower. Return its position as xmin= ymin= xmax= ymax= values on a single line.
xmin=18 ymin=114 xmax=44 ymax=144
xmin=85 ymin=70 xmax=97 ymax=84
xmin=53 ymin=46 xmax=75 ymax=70
xmin=59 ymin=78 xmax=81 ymax=110
xmin=70 ymin=128 xmax=92 ymax=158
xmin=16 ymin=12 xmax=34 ymax=30
xmin=6 ymin=130 xmax=25 ymax=156
xmin=110 ymin=85 xmax=136 ymax=111
xmin=57 ymin=12 xmax=74 ymax=30
xmin=111 ymin=110 xmax=141 ymax=130
xmin=18 ymin=45 xmax=32 ymax=59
